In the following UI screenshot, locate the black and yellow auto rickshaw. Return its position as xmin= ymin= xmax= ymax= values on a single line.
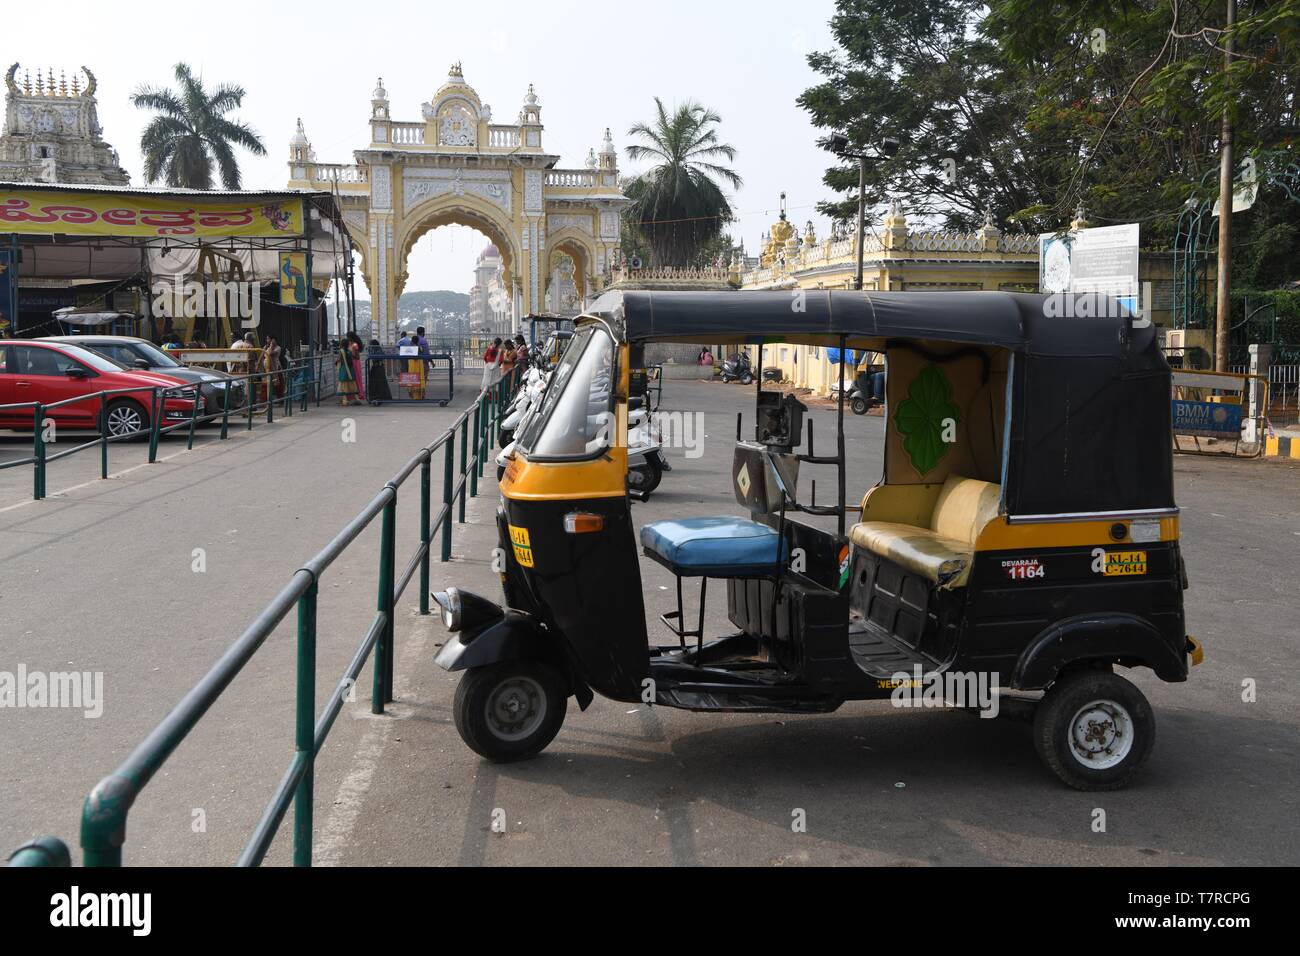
xmin=434 ymin=290 xmax=1201 ymax=790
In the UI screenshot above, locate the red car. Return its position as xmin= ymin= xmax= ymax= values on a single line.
xmin=0 ymin=339 xmax=202 ymax=439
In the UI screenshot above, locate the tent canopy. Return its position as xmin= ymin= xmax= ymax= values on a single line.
xmin=2 ymin=182 xmax=352 ymax=284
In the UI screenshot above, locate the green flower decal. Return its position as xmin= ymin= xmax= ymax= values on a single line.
xmin=893 ymin=364 xmax=960 ymax=477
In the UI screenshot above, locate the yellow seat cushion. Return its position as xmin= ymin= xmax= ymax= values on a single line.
xmin=930 ymin=475 xmax=1002 ymax=545
xmin=849 ymin=521 xmax=974 ymax=587
xmin=850 ymin=475 xmax=1001 ymax=589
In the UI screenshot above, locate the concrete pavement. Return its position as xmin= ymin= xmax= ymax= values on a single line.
xmin=2 ymin=380 xmax=1298 ymax=866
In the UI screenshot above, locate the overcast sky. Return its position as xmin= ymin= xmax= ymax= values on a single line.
xmin=7 ymin=0 xmax=848 ymax=297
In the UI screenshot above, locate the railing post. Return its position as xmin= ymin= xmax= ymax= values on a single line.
xmin=81 ymin=775 xmax=132 ymax=867
xmin=375 ymin=490 xmax=396 ymax=706
xmin=220 ymin=385 xmax=230 ymax=440
xmin=6 ymin=835 xmax=70 ymax=867
xmin=470 ymin=404 xmax=480 ymax=497
xmin=419 ymin=456 xmax=431 ymax=615
xmin=476 ymin=397 xmax=486 ymax=479
xmin=292 ymin=579 xmax=317 ymax=867
xmin=247 ymin=374 xmax=255 ymax=431
xmin=442 ymin=432 xmax=454 ymax=561
xmin=33 ymin=403 xmax=45 ymax=501
xmin=100 ymin=392 xmax=109 ymax=479
xmin=458 ymin=414 xmax=468 ymax=522
xmin=492 ymin=382 xmax=501 ymax=447
xmin=266 ymin=374 xmax=275 ymax=425
xmin=186 ymin=386 xmax=199 ymax=451
xmin=147 ymin=388 xmax=162 ymax=463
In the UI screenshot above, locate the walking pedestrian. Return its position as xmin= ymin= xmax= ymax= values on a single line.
xmin=481 ymin=337 xmax=502 ymax=390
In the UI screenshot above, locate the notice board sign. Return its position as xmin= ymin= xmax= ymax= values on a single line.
xmin=1172 ymin=399 xmax=1242 ymax=438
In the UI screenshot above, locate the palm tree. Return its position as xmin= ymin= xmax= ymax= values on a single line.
xmin=132 ymin=63 xmax=266 ymax=189
xmin=624 ymin=99 xmax=743 ymax=267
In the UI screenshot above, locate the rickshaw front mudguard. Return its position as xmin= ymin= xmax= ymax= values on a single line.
xmin=434 ymin=609 xmax=595 ymax=711
xmin=1011 ymin=612 xmax=1188 ymax=690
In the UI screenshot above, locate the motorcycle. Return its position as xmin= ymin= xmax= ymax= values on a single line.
xmin=499 ymin=366 xmax=547 ymax=448
xmin=719 ymin=352 xmax=753 ymax=385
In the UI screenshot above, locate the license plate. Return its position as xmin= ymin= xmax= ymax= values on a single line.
xmin=508 ymin=524 xmax=534 ymax=567
xmin=1104 ymin=551 xmax=1147 ymax=576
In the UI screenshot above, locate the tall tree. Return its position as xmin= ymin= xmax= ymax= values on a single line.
xmin=987 ymin=0 xmax=1300 ymax=250
xmin=132 ymin=63 xmax=266 ymax=190
xmin=800 ymin=0 xmax=1053 ymax=232
xmin=623 ymin=99 xmax=743 ymax=266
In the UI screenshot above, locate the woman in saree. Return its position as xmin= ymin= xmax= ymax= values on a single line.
xmin=350 ymin=331 xmax=366 ymax=402
xmin=405 ymin=326 xmax=428 ymax=401
xmin=337 ymin=332 xmax=363 ymax=406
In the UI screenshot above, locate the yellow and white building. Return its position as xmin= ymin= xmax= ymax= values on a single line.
xmin=287 ymin=64 xmax=630 ymax=342
xmin=738 ymin=202 xmax=1039 ymax=395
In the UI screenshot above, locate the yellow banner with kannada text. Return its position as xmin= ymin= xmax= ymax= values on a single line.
xmin=0 ymin=189 xmax=303 ymax=238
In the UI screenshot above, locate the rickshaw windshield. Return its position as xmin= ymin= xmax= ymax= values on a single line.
xmin=517 ymin=323 xmax=614 ymax=459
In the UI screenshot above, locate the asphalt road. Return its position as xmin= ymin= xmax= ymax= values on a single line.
xmin=2 ymin=379 xmax=1297 ymax=866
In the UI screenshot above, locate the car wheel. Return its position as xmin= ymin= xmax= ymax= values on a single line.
xmin=453 ymin=660 xmax=567 ymax=762
xmin=103 ymin=399 xmax=149 ymax=442
xmin=1033 ymin=669 xmax=1154 ymax=791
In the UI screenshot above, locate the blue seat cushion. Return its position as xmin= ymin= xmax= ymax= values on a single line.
xmin=640 ymin=516 xmax=785 ymax=577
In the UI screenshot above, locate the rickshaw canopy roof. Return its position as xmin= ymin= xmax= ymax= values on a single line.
xmin=585 ymin=289 xmax=1174 ymax=517
xmin=586 ymin=289 xmax=1139 ymax=356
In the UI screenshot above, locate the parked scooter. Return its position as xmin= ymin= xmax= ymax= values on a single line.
xmin=848 ymin=369 xmax=884 ymax=415
xmin=627 ymin=400 xmax=671 ymax=500
xmin=499 ymin=366 xmax=547 ymax=448
xmin=719 ymin=352 xmax=753 ymax=384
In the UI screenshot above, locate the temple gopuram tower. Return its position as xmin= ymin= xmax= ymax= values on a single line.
xmin=0 ymin=64 xmax=130 ymax=185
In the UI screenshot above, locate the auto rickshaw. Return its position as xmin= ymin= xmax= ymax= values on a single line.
xmin=433 ymin=290 xmax=1201 ymax=790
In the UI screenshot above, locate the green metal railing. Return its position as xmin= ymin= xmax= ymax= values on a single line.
xmin=9 ymin=367 xmax=518 ymax=867
xmin=0 ymin=353 xmax=338 ymax=500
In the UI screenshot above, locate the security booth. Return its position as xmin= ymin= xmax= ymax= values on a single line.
xmin=364 ymin=343 xmax=454 ymax=406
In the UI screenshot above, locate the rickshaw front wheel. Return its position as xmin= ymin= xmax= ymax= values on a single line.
xmin=1032 ymin=670 xmax=1154 ymax=791
xmin=454 ymin=660 xmax=568 ymax=762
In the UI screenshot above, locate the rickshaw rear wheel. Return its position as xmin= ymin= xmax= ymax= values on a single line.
xmin=1033 ymin=669 xmax=1154 ymax=791
xmin=454 ymin=660 xmax=567 ymax=762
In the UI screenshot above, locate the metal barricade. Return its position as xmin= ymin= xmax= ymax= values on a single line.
xmin=365 ymin=348 xmax=454 ymax=406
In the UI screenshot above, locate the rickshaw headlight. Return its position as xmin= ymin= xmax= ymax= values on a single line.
xmin=431 ymin=587 xmax=504 ymax=637
xmin=432 ymin=589 xmax=461 ymax=630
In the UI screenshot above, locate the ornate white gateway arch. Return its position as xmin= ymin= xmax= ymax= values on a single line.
xmin=287 ymin=63 xmax=629 ymax=342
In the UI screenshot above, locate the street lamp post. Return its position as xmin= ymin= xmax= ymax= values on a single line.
xmin=829 ymin=134 xmax=901 ymax=291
